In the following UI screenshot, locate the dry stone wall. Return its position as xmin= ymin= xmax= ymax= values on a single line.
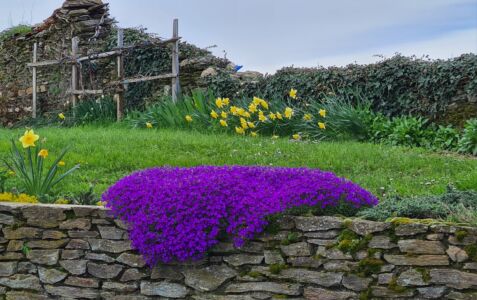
xmin=0 ymin=202 xmax=476 ymax=299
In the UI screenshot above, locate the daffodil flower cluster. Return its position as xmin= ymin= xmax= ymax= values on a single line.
xmin=103 ymin=166 xmax=378 ymax=265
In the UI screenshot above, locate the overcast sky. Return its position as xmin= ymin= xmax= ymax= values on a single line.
xmin=1 ymin=0 xmax=476 ymax=73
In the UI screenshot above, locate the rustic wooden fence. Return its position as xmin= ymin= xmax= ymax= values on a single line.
xmin=27 ymin=19 xmax=180 ymax=121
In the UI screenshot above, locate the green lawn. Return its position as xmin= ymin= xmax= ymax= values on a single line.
xmin=1 ymin=126 xmax=476 ymax=199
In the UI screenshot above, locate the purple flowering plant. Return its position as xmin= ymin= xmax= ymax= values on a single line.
xmin=102 ymin=166 xmax=378 ymax=266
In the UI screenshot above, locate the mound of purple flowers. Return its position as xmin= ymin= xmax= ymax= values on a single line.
xmin=103 ymin=166 xmax=378 ymax=265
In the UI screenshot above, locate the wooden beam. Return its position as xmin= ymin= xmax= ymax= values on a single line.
xmin=171 ymin=19 xmax=180 ymax=102
xmin=116 ymin=28 xmax=125 ymax=121
xmin=77 ymin=50 xmax=121 ymax=62
xmin=119 ymin=37 xmax=181 ymax=51
xmin=27 ymin=59 xmax=62 ymax=68
xmin=69 ymin=89 xmax=104 ymax=95
xmin=110 ymin=73 xmax=176 ymax=85
xmin=32 ymin=42 xmax=38 ymax=118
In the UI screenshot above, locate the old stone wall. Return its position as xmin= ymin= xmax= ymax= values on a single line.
xmin=0 ymin=202 xmax=476 ymax=299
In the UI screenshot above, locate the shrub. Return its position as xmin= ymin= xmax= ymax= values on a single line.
xmin=103 ymin=166 xmax=377 ymax=265
xmin=358 ymin=187 xmax=477 ymax=225
xmin=432 ymin=125 xmax=460 ymax=151
xmin=458 ymin=119 xmax=477 ymax=155
xmin=386 ymin=116 xmax=434 ymax=148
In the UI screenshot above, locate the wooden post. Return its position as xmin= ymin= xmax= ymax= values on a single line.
xmin=116 ymin=28 xmax=125 ymax=121
xmin=71 ymin=37 xmax=79 ymax=116
xmin=32 ymin=42 xmax=38 ymax=118
xmin=171 ymin=19 xmax=180 ymax=102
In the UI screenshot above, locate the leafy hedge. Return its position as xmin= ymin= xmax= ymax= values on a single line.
xmin=205 ymin=54 xmax=477 ymax=126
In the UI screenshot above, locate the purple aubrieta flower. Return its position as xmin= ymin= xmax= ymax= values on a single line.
xmin=102 ymin=166 xmax=378 ymax=266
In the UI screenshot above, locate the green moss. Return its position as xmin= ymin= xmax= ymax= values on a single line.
xmin=359 ymin=288 xmax=372 ymax=300
xmin=367 ymin=248 xmax=379 ymax=258
xmin=269 ymin=263 xmax=288 ymax=275
xmin=272 ymin=295 xmax=288 ymax=299
xmin=388 ymin=276 xmax=408 ymax=293
xmin=342 ymin=218 xmax=353 ymax=229
xmin=335 ymin=229 xmax=371 ymax=254
xmin=281 ymin=232 xmax=300 ymax=246
xmin=415 ymin=268 xmax=431 ymax=283
xmin=247 ymin=271 xmax=262 ymax=278
xmin=455 ymin=230 xmax=468 ymax=242
xmin=389 ymin=217 xmax=415 ymax=225
xmin=464 ymin=244 xmax=477 ymax=262
xmin=355 ymin=258 xmax=384 ymax=276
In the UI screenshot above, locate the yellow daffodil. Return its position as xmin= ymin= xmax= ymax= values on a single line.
xmin=221 ymin=111 xmax=228 ymax=119
xmin=210 ymin=110 xmax=219 ymax=119
xmin=38 ymin=149 xmax=49 ymax=159
xmin=303 ymin=114 xmax=312 ymax=121
xmin=215 ymin=98 xmax=224 ymax=108
xmin=54 ymin=198 xmax=70 ymax=205
xmin=222 ymin=98 xmax=230 ymax=106
xmin=19 ymin=130 xmax=40 ymax=148
xmin=220 ymin=120 xmax=228 ymax=127
xmin=240 ymin=118 xmax=249 ymax=129
xmin=252 ymin=97 xmax=262 ymax=106
xmin=146 ymin=122 xmax=153 ymax=128
xmin=58 ymin=113 xmax=65 ymax=120
xmin=292 ymin=134 xmax=301 ymax=140
xmin=272 ymin=135 xmax=279 ymax=139
xmin=185 ymin=115 xmax=193 ymax=123
xmin=96 ymin=201 xmax=106 ymax=206
xmin=319 ymin=109 xmax=327 ymax=118
xmin=269 ymin=113 xmax=277 ymax=120
xmin=250 ymin=131 xmax=258 ymax=137
xmin=276 ymin=112 xmax=283 ymax=120
xmin=247 ymin=122 xmax=255 ymax=129
xmin=58 ymin=161 xmax=66 ymax=167
xmin=289 ymin=88 xmax=297 ymax=99
xmin=235 ymin=127 xmax=245 ymax=135
xmin=284 ymin=107 xmax=294 ymax=119
xmin=237 ymin=108 xmax=245 ymax=116
xmin=243 ymin=112 xmax=251 ymax=118
xmin=258 ymin=111 xmax=267 ymax=122
xmin=318 ymin=122 xmax=326 ymax=129
xmin=230 ymin=106 xmax=238 ymax=115
xmin=260 ymin=100 xmax=269 ymax=110
xmin=248 ymin=103 xmax=258 ymax=113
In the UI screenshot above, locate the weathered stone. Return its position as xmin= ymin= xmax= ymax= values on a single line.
xmin=430 ymin=269 xmax=477 ymax=289
xmin=114 ymin=219 xmax=128 ymax=229
xmin=21 ymin=206 xmax=66 ymax=228
xmin=3 ymin=227 xmax=42 ymax=239
xmin=447 ymin=245 xmax=469 ymax=262
xmin=378 ymin=273 xmax=394 ymax=284
xmin=350 ymin=219 xmax=390 ymax=235
xmin=223 ymin=254 xmax=264 ymax=266
xmin=151 ymin=265 xmax=184 ymax=280
xmin=239 ymin=241 xmax=264 ymax=253
xmin=85 ymin=252 xmax=115 ymax=263
xmin=27 ymin=249 xmax=59 ymax=265
xmin=304 ymin=287 xmax=357 ymax=300
xmin=0 ymin=262 xmax=17 ymax=276
xmin=60 ymin=260 xmax=88 ymax=275
xmin=59 ymin=218 xmax=91 ymax=230
xmin=27 ymin=239 xmax=69 ymax=249
xmin=193 ymin=296 xmax=254 ymax=300
xmin=87 ymin=262 xmax=123 ymax=279
xmin=264 ymin=250 xmax=284 ymax=264
xmin=342 ymin=274 xmax=372 ymax=291
xmin=38 ymin=267 xmax=67 ymax=284
xmin=17 ymin=262 xmax=36 ymax=274
xmin=0 ymin=213 xmax=14 ymax=225
xmin=316 ymin=246 xmax=353 ymax=260
xmin=225 ymin=282 xmax=301 ymax=296
xmin=210 ymin=242 xmax=236 ymax=254
xmin=72 ymin=206 xmax=98 ymax=217
xmin=0 ymin=274 xmax=42 ymax=291
xmin=294 ymin=216 xmax=343 ymax=231
xmin=323 ymin=261 xmax=358 ymax=272
xmin=369 ymin=235 xmax=397 ymax=249
xmin=183 ymin=265 xmax=237 ymax=291
xmin=5 ymin=291 xmax=50 ymax=300
xmin=417 ymin=286 xmax=447 ymax=299
xmin=278 ymin=268 xmax=343 ymax=287
xmin=7 ymin=240 xmax=24 ymax=251
xmin=307 ymin=239 xmax=336 ymax=246
xmin=68 ymin=231 xmax=99 ymax=238
xmin=287 ymin=256 xmax=323 ymax=268
xmin=395 ymin=223 xmax=428 ymax=236
xmin=0 ymin=252 xmax=23 ymax=261
xmin=116 ymin=252 xmax=146 ymax=267
xmin=120 ymin=268 xmax=147 ymax=282
xmin=43 ymin=230 xmax=67 ymax=240
xmin=449 ymin=234 xmax=477 ymax=246
xmin=64 ymin=276 xmax=99 ymax=288
xmin=371 ymin=286 xmax=415 ymax=298
xmin=66 ymin=239 xmax=90 ymax=249
xmin=464 ymin=262 xmax=477 ymax=270
xmin=280 ymin=242 xmax=311 ymax=256
xmin=427 ymin=233 xmax=444 ymax=241
xmin=103 ymin=281 xmax=138 ymax=292
xmin=88 ymin=238 xmax=132 ymax=253
xmin=61 ymin=250 xmax=84 ymax=260
xmin=447 ymin=291 xmax=477 ymax=300
xmin=140 ymin=281 xmax=189 ymax=298
xmin=384 ymin=254 xmax=449 ymax=266
xmin=98 ymin=226 xmax=125 ymax=240
xmin=397 ymin=268 xmax=428 ymax=286
xmin=304 ymin=230 xmax=340 ymax=239
xmin=44 ymin=285 xmax=99 ymax=299
xmin=398 ymin=239 xmax=445 ymax=254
